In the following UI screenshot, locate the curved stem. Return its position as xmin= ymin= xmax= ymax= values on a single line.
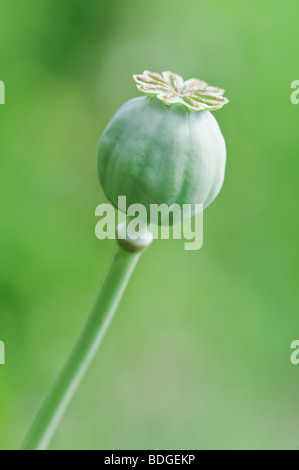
xmin=22 ymin=236 xmax=149 ymax=450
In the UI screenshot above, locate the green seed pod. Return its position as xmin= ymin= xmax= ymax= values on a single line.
xmin=97 ymin=71 xmax=228 ymax=224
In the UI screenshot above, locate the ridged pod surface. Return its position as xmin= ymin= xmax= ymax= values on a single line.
xmin=97 ymin=71 xmax=228 ymax=224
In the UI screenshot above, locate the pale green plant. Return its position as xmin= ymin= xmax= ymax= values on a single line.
xmin=22 ymin=70 xmax=228 ymax=450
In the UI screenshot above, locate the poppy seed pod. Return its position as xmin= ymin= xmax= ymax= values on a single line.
xmin=97 ymin=71 xmax=228 ymax=224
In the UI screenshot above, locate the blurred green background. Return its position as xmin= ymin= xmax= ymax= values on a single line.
xmin=0 ymin=0 xmax=299 ymax=450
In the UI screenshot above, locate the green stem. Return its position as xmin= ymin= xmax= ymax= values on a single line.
xmin=22 ymin=232 xmax=150 ymax=450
